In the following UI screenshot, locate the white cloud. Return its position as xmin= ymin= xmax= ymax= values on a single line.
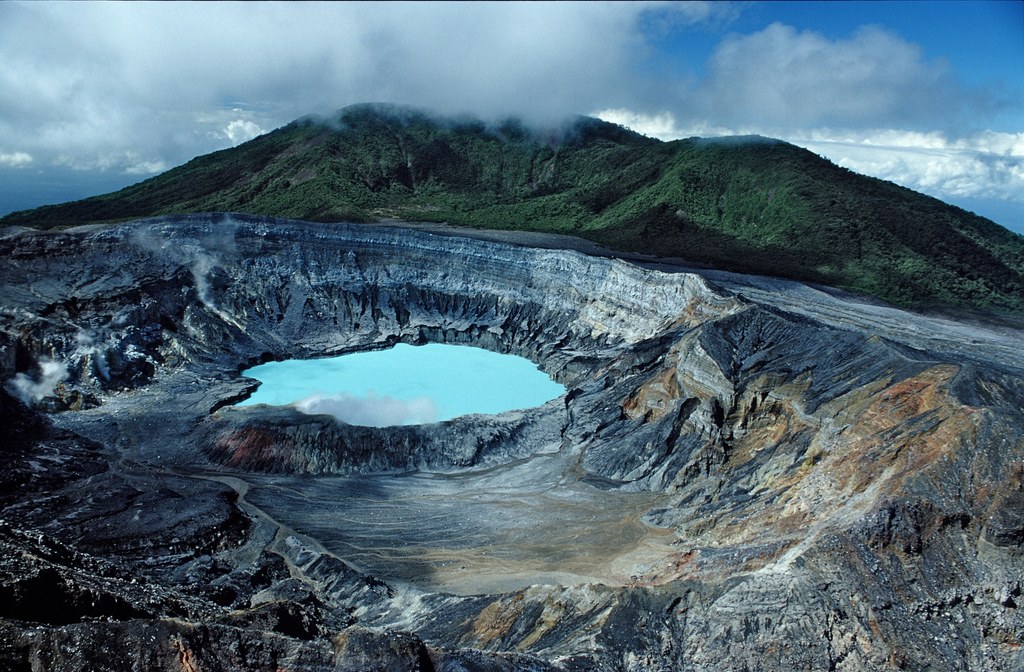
xmin=124 ymin=159 xmax=168 ymax=176
xmin=694 ymin=22 xmax=965 ymax=129
xmin=0 ymin=1 xmax=715 ymax=176
xmin=596 ymin=108 xmax=756 ymax=141
xmin=295 ymin=392 xmax=439 ymax=427
xmin=794 ymin=129 xmax=1024 ymax=203
xmin=222 ymin=119 xmax=265 ymax=146
xmin=594 ymin=109 xmax=685 ymax=141
xmin=0 ymin=150 xmax=32 ymax=167
xmin=53 ymin=150 xmax=166 ymax=176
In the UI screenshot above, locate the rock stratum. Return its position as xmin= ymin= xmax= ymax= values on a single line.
xmin=1 ymin=214 xmax=1022 ymax=671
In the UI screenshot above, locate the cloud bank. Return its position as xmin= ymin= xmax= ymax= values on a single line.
xmin=0 ymin=151 xmax=33 ymax=168
xmin=693 ymin=23 xmax=969 ymax=130
xmin=0 ymin=2 xmax=717 ymax=177
xmin=795 ymin=129 xmax=1024 ymax=203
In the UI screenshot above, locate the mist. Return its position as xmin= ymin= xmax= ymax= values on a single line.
xmin=295 ymin=392 xmax=439 ymax=428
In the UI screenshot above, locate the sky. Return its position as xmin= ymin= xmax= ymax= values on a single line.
xmin=1 ymin=1 xmax=1021 ymax=233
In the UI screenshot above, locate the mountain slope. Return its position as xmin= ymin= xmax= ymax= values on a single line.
xmin=3 ymin=103 xmax=1023 ymax=314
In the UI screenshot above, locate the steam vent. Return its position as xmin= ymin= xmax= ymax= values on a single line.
xmin=2 ymin=214 xmax=1022 ymax=670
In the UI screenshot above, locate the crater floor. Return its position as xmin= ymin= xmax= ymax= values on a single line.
xmin=239 ymin=453 xmax=672 ymax=595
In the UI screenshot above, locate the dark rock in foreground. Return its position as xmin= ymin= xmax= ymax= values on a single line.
xmin=0 ymin=214 xmax=1022 ymax=670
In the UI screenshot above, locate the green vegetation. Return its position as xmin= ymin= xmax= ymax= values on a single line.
xmin=4 ymin=103 xmax=1023 ymax=315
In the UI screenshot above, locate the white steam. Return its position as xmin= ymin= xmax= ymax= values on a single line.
xmin=74 ymin=329 xmax=111 ymax=381
xmin=191 ymin=253 xmax=217 ymax=309
xmin=132 ymin=225 xmax=244 ymax=326
xmin=294 ymin=392 xmax=439 ymax=427
xmin=5 ymin=359 xmax=69 ymax=405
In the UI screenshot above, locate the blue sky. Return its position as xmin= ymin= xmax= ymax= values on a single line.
xmin=1 ymin=1 xmax=1021 ymax=233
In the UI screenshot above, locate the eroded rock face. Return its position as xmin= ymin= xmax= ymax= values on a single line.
xmin=1 ymin=214 xmax=1022 ymax=671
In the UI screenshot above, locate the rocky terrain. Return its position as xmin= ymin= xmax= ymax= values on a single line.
xmin=1 ymin=214 xmax=1022 ymax=670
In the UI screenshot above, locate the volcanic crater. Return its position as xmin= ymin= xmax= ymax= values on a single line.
xmin=2 ymin=214 xmax=1022 ymax=671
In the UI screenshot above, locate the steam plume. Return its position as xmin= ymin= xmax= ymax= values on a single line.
xmin=5 ymin=359 xmax=69 ymax=405
xmin=295 ymin=392 xmax=439 ymax=427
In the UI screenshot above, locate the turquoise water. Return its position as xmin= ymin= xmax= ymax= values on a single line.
xmin=237 ymin=343 xmax=565 ymax=426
